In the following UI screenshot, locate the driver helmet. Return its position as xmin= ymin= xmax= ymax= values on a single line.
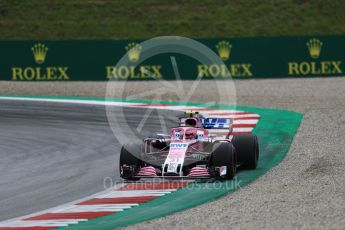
xmin=185 ymin=118 xmax=197 ymax=127
xmin=185 ymin=130 xmax=197 ymax=140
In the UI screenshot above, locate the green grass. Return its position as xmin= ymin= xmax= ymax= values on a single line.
xmin=0 ymin=0 xmax=344 ymax=40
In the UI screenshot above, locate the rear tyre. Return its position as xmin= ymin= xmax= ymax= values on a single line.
xmin=119 ymin=143 xmax=142 ymax=180
xmin=232 ymin=134 xmax=259 ymax=169
xmin=211 ymin=142 xmax=237 ymax=179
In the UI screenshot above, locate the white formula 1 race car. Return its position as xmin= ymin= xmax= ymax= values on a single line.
xmin=120 ymin=111 xmax=259 ymax=180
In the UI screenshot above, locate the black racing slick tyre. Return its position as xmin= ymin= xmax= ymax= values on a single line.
xmin=119 ymin=143 xmax=142 ymax=180
xmin=211 ymin=142 xmax=237 ymax=180
xmin=232 ymin=134 xmax=259 ymax=169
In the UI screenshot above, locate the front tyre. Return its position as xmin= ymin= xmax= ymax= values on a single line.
xmin=232 ymin=134 xmax=259 ymax=169
xmin=211 ymin=142 xmax=237 ymax=179
xmin=119 ymin=143 xmax=142 ymax=180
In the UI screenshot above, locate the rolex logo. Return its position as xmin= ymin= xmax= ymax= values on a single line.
xmin=307 ymin=38 xmax=322 ymax=59
xmin=31 ymin=43 xmax=48 ymax=64
xmin=216 ymin=41 xmax=232 ymax=61
xmin=125 ymin=42 xmax=142 ymax=63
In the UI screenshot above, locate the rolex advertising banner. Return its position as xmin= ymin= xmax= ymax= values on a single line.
xmin=0 ymin=35 xmax=343 ymax=81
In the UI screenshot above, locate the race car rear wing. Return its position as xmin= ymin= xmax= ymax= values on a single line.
xmin=178 ymin=116 xmax=232 ymax=139
xmin=201 ymin=117 xmax=232 ymax=129
xmin=202 ymin=117 xmax=233 ymax=139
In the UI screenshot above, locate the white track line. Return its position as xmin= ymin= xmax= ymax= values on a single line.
xmin=95 ymin=190 xmax=176 ymax=198
xmin=233 ymin=119 xmax=259 ymax=124
xmin=0 ymin=220 xmax=84 ymax=227
xmin=52 ymin=204 xmax=137 ymax=213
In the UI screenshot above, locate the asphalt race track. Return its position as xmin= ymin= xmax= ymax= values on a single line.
xmin=0 ymin=100 xmax=178 ymax=221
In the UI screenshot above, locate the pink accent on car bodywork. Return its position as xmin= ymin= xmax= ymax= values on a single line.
xmin=187 ymin=167 xmax=210 ymax=177
xmin=137 ymin=166 xmax=157 ymax=176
